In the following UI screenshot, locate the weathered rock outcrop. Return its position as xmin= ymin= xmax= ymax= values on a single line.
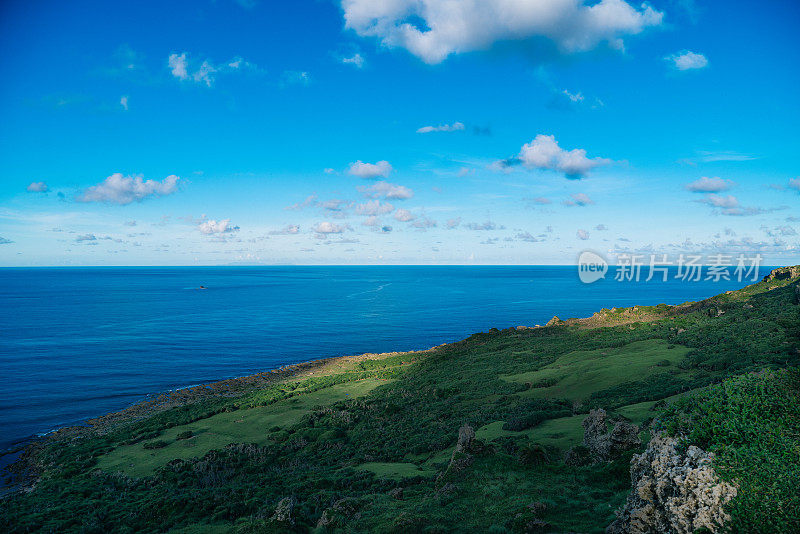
xmin=607 ymin=433 xmax=737 ymax=534
xmin=271 ymin=496 xmax=297 ymax=526
xmin=762 ymin=265 xmax=800 ymax=282
xmin=436 ymin=423 xmax=476 ymax=487
xmin=583 ymin=408 xmax=641 ymax=462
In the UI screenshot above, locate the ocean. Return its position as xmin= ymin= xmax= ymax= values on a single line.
xmin=0 ymin=265 xmax=773 ymax=454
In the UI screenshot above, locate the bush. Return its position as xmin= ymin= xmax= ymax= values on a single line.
xmin=175 ymin=431 xmax=193 ymax=440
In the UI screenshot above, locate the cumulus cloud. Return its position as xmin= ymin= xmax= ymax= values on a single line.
xmin=394 ymin=208 xmax=415 ymax=222
xmin=563 ymin=192 xmax=594 ymax=206
xmin=357 ymin=181 xmax=413 ymax=199
xmin=313 ymin=221 xmax=351 ymax=236
xmin=506 ymin=134 xmax=611 ymax=178
xmin=198 ymin=218 xmax=240 ymax=235
xmin=576 ymin=229 xmax=590 ymax=240
xmin=355 ymin=199 xmax=395 ymax=216
xmin=595 ymin=224 xmax=608 ymax=231
xmin=120 ymin=96 xmax=129 ymax=111
xmin=416 ymin=121 xmax=465 ymax=133
xmin=27 ymin=181 xmax=49 ymax=193
xmin=666 ymin=50 xmax=708 ymax=70
xmin=789 ymin=177 xmax=800 ymax=192
xmin=269 ymin=224 xmax=300 ymax=235
xmin=531 ymin=197 xmax=552 ymax=205
xmin=685 ymin=176 xmax=733 ymax=193
xmin=342 ymin=0 xmax=663 ymax=64
xmin=347 ymin=160 xmax=392 ymax=179
xmin=0 ymin=236 xmax=14 ymax=245
xmin=75 ymin=233 xmax=97 ymax=242
xmin=77 ymin=174 xmax=180 ymax=205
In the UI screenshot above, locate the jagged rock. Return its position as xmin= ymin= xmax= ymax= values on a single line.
xmin=762 ymin=265 xmax=800 ymax=282
xmin=316 ymin=498 xmax=360 ymax=528
xmin=455 ymin=423 xmax=475 ymax=453
xmin=388 ymin=487 xmax=404 ymax=500
xmin=583 ymin=409 xmax=641 ymax=462
xmin=436 ymin=424 xmax=476 ymax=486
xmin=271 ymin=496 xmax=297 ymax=525
xmin=607 ymin=433 xmax=737 ymax=534
xmin=546 ymin=316 xmax=562 ymax=326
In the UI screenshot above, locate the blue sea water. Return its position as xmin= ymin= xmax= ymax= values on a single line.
xmin=0 ymin=266 xmax=773 ymax=454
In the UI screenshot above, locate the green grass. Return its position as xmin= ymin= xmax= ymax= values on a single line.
xmin=98 ymin=379 xmax=386 ymax=477
xmin=503 ymin=339 xmax=691 ymax=403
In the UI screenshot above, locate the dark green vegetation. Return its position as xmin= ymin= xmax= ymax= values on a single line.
xmin=2 ymin=269 xmax=799 ymax=532
xmin=658 ymin=369 xmax=800 ymax=533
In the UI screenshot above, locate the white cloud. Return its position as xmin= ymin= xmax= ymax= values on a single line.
xmin=198 ymin=218 xmax=239 ymax=235
xmin=269 ymin=224 xmax=300 ymax=235
xmin=666 ymin=50 xmax=708 ymax=70
xmin=563 ymin=192 xmax=594 ymax=206
xmin=514 ymin=134 xmax=611 ymax=178
xmin=789 ymin=177 xmax=800 ymax=191
xmin=394 ymin=208 xmax=415 ymax=222
xmin=168 ymin=53 xmax=189 ymax=80
xmin=685 ymin=176 xmax=733 ymax=193
xmin=357 ymin=181 xmax=413 ymax=199
xmin=313 ymin=221 xmax=351 ymax=235
xmin=342 ymin=0 xmax=663 ymax=64
xmin=416 ymin=121 xmax=465 ymax=133
xmin=576 ymin=229 xmax=590 ymax=240
xmin=701 ymin=194 xmax=739 ymax=209
xmin=355 ymin=199 xmax=395 ymax=216
xmin=120 ymin=96 xmax=129 ymax=111
xmin=285 ymin=194 xmax=318 ymax=211
xmin=466 ymin=221 xmax=503 ymax=231
xmin=0 ymin=236 xmax=13 ymax=245
xmin=77 ymin=173 xmax=180 ymax=205
xmin=595 ymin=224 xmax=608 ymax=231
xmin=446 ymin=217 xmax=462 ymax=229
xmin=27 ymin=181 xmax=49 ymax=193
xmin=341 ymin=53 xmax=366 ymax=68
xmin=411 ymin=216 xmax=437 ymax=229
xmin=347 ymin=160 xmax=392 ymax=179
xmin=168 ymin=52 xmax=257 ymax=87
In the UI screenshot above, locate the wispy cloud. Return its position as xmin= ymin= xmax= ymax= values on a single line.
xmin=416 ymin=122 xmax=465 ymax=134
xmin=563 ymin=193 xmax=594 ymax=206
xmin=357 ymin=181 xmax=413 ymax=199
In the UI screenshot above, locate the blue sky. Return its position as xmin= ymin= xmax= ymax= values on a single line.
xmin=0 ymin=0 xmax=798 ymax=266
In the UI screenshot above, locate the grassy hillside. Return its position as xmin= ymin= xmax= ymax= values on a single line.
xmin=2 ymin=270 xmax=799 ymax=533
